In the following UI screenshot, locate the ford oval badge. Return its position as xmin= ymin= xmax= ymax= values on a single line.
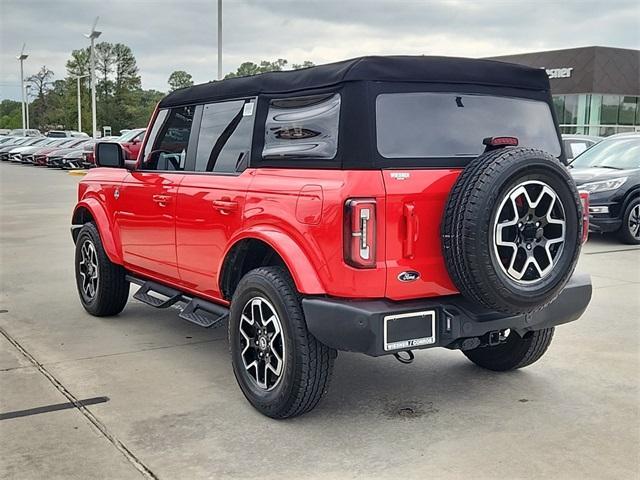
xmin=398 ymin=271 xmax=420 ymax=282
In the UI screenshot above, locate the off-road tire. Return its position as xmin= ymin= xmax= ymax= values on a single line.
xmin=442 ymin=147 xmax=583 ymax=314
xmin=618 ymin=197 xmax=640 ymax=245
xmin=463 ymin=328 xmax=554 ymax=371
xmin=229 ymin=267 xmax=336 ymax=419
xmin=74 ymin=222 xmax=129 ymax=316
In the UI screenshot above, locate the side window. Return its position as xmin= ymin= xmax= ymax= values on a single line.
xmin=140 ymin=106 xmax=194 ymax=171
xmin=194 ymin=99 xmax=255 ymax=173
xmin=262 ymin=93 xmax=340 ymax=160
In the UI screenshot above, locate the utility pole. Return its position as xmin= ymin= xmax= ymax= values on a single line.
xmin=76 ymin=75 xmax=88 ymax=132
xmin=25 ymin=84 xmax=30 ymax=130
xmin=16 ymin=44 xmax=28 ymax=134
xmin=217 ymin=0 xmax=222 ymax=80
xmin=85 ymin=17 xmax=101 ymax=139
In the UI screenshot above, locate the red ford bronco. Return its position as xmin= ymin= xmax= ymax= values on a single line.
xmin=72 ymin=56 xmax=592 ymax=418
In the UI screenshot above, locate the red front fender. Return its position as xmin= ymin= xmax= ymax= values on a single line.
xmin=72 ymin=198 xmax=123 ymax=265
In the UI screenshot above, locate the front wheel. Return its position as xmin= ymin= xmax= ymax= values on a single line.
xmin=463 ymin=328 xmax=554 ymax=371
xmin=619 ymin=198 xmax=640 ymax=245
xmin=74 ymin=223 xmax=130 ymax=316
xmin=229 ymin=267 xmax=336 ymax=419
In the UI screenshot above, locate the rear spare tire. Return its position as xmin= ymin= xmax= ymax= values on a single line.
xmin=442 ymin=147 xmax=583 ymax=314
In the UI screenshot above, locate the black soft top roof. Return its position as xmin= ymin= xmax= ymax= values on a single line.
xmin=159 ymin=55 xmax=550 ymax=108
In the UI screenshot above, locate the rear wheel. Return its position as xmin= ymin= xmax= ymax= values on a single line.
xmin=463 ymin=328 xmax=554 ymax=371
xmin=74 ymin=223 xmax=129 ymax=316
xmin=229 ymin=267 xmax=335 ymax=418
xmin=619 ymin=198 xmax=640 ymax=245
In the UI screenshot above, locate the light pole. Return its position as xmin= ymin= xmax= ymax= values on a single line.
xmin=25 ymin=84 xmax=31 ymax=130
xmin=16 ymin=44 xmax=28 ymax=134
xmin=217 ymin=0 xmax=222 ymax=80
xmin=85 ymin=17 xmax=101 ymax=139
xmin=75 ymin=75 xmax=88 ymax=132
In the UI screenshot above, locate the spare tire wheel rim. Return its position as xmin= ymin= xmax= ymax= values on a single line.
xmin=239 ymin=297 xmax=285 ymax=391
xmin=493 ymin=180 xmax=566 ymax=284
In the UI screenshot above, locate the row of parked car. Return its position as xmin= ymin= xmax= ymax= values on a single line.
xmin=0 ymin=128 xmax=145 ymax=169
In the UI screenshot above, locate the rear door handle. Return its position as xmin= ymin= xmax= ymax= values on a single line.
xmin=213 ymin=198 xmax=238 ymax=214
xmin=403 ymin=203 xmax=418 ymax=258
xmin=152 ymin=194 xmax=172 ymax=207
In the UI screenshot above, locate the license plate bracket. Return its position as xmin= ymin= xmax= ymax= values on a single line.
xmin=383 ymin=310 xmax=436 ymax=351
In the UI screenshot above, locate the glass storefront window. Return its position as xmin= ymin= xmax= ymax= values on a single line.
xmin=554 ymin=94 xmax=639 ymax=137
xmin=619 ymin=96 xmax=637 ymax=125
xmin=600 ymin=95 xmax=620 ymax=125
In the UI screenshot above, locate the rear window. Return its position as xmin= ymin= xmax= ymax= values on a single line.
xmin=376 ymin=93 xmax=561 ymax=159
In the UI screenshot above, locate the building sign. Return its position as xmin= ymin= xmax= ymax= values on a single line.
xmin=546 ymin=67 xmax=574 ymax=79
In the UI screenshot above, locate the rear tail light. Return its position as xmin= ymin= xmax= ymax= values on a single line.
xmin=344 ymin=198 xmax=377 ymax=268
xmin=579 ymin=191 xmax=589 ymax=244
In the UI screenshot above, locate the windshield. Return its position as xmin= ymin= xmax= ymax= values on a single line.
xmin=118 ymin=129 xmax=144 ymax=142
xmin=376 ymin=92 xmax=561 ymax=159
xmin=570 ymin=136 xmax=640 ymax=170
xmin=24 ymin=138 xmax=45 ymax=146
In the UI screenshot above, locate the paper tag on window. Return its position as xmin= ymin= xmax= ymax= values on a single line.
xmin=243 ymin=103 xmax=254 ymax=116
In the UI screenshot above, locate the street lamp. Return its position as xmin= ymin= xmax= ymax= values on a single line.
xmin=75 ymin=75 xmax=89 ymax=132
xmin=16 ymin=43 xmax=28 ymax=134
xmin=217 ymin=0 xmax=222 ymax=80
xmin=84 ymin=17 xmax=101 ymax=139
xmin=25 ymin=83 xmax=31 ymax=130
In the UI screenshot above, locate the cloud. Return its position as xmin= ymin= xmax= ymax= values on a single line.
xmin=1 ymin=0 xmax=639 ymax=100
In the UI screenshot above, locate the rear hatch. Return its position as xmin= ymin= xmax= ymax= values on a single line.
xmin=376 ymin=91 xmax=562 ymax=300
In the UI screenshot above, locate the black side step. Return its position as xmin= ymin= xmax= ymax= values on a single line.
xmin=179 ymin=298 xmax=228 ymax=328
xmin=126 ymin=276 xmax=229 ymax=328
xmin=132 ymin=280 xmax=182 ymax=308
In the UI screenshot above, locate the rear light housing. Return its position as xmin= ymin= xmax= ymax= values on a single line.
xmin=579 ymin=191 xmax=589 ymax=244
xmin=344 ymin=198 xmax=377 ymax=268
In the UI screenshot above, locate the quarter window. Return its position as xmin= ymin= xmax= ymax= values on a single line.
xmin=263 ymin=93 xmax=340 ymax=160
xmin=194 ymin=99 xmax=255 ymax=173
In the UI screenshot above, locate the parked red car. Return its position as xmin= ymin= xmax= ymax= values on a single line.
xmin=72 ymin=56 xmax=592 ymax=418
xmin=117 ymin=128 xmax=146 ymax=160
xmin=33 ymin=138 xmax=78 ymax=166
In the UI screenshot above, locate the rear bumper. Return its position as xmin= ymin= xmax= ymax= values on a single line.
xmin=302 ymin=272 xmax=592 ymax=357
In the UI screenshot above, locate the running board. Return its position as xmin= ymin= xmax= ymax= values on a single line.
xmin=126 ymin=276 xmax=229 ymax=329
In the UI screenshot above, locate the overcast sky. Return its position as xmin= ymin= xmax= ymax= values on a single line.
xmin=1 ymin=0 xmax=639 ymax=101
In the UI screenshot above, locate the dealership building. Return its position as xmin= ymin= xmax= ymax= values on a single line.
xmin=488 ymin=46 xmax=640 ymax=136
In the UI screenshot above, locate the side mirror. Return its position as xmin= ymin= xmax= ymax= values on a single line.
xmin=95 ymin=142 xmax=125 ymax=168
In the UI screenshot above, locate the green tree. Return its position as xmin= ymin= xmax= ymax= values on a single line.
xmin=168 ymin=70 xmax=194 ymax=91
xmin=0 ymin=100 xmax=22 ymax=129
xmin=225 ymin=59 xmax=314 ymax=79
xmin=26 ymin=66 xmax=54 ymax=131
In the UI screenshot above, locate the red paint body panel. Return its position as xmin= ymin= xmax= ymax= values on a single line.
xmin=76 ymin=164 xmax=461 ymax=303
xmin=176 ymin=172 xmax=253 ymax=297
xmin=245 ymin=169 xmax=387 ymax=298
xmin=382 ymin=169 xmax=460 ymax=300
xmin=117 ymin=171 xmax=184 ymax=282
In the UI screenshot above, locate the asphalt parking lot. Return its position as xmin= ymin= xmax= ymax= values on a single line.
xmin=1 ymin=162 xmax=638 ymax=480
